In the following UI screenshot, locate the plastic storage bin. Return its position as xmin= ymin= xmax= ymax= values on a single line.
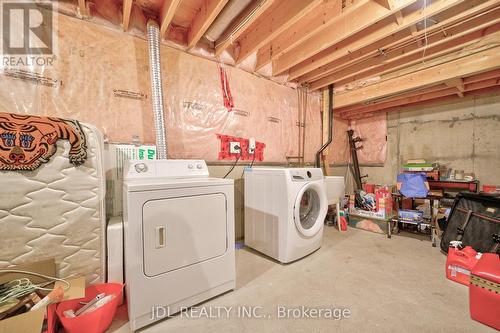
xmin=56 ymin=283 xmax=123 ymax=333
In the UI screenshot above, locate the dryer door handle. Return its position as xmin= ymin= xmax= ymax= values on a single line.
xmin=155 ymin=226 xmax=166 ymax=248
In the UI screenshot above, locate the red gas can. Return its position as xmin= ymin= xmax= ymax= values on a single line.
xmin=446 ymin=241 xmax=481 ymax=286
xmin=469 ymin=253 xmax=500 ymax=330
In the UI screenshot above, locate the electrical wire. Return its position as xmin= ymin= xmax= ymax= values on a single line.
xmin=223 ymin=154 xmax=240 ymax=179
xmin=0 ymin=270 xmax=71 ymax=305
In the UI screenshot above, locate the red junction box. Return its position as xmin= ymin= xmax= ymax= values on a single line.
xmin=469 ymin=253 xmax=500 ymax=330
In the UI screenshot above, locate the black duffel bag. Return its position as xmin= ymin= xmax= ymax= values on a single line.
xmin=440 ymin=192 xmax=500 ymax=253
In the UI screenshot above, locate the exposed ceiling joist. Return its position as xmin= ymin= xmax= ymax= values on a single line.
xmin=187 ymin=0 xmax=230 ymax=49
xmin=160 ymin=0 xmax=183 ymax=37
xmin=292 ymin=0 xmax=468 ymax=82
xmin=338 ymin=68 xmax=500 ymax=115
xmin=255 ymin=0 xmax=343 ymax=71
xmin=235 ymin=0 xmax=323 ymax=65
xmin=341 ymin=77 xmax=500 ymax=118
xmin=376 ymin=0 xmax=405 ymax=9
xmin=334 ymin=45 xmax=500 ymax=108
xmin=309 ymin=15 xmax=500 ymax=90
xmin=122 ymin=0 xmax=133 ymax=31
xmin=215 ymin=0 xmax=276 ymax=57
xmin=301 ymin=0 xmax=500 ymax=85
xmin=272 ymin=0 xmax=418 ymax=76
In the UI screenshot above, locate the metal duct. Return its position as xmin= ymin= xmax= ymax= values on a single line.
xmin=205 ymin=0 xmax=253 ymax=42
xmin=146 ymin=20 xmax=167 ymax=159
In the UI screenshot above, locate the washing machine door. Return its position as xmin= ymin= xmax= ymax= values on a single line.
xmin=293 ymin=182 xmax=327 ymax=237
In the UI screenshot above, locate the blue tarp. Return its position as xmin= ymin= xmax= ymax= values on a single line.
xmin=397 ymin=173 xmax=429 ymax=198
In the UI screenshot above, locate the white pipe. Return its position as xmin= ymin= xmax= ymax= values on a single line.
xmin=146 ymin=20 xmax=167 ymax=159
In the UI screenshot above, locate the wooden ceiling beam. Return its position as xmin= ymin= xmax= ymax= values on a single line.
xmin=341 ymin=78 xmax=500 ymax=118
xmin=333 ymin=45 xmax=500 ymax=109
xmin=234 ymin=0 xmax=323 ymax=65
xmin=160 ymin=0 xmax=182 ymax=37
xmin=345 ymin=85 xmax=500 ymax=119
xmin=187 ymin=0 xmax=230 ymax=49
xmin=291 ymin=0 xmax=468 ymax=81
xmin=298 ymin=0 xmax=500 ymax=83
xmin=272 ymin=0 xmax=418 ymax=76
xmin=122 ymin=0 xmax=133 ymax=31
xmin=337 ymin=68 xmax=500 ymax=115
xmin=255 ymin=0 xmax=343 ymax=71
xmin=309 ymin=16 xmax=500 ymax=90
xmin=215 ymin=0 xmax=276 ymax=57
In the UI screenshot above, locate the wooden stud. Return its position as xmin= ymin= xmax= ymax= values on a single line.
xmin=272 ymin=0 xmax=418 ymax=76
xmin=394 ymin=11 xmax=404 ymax=25
xmin=333 ymin=45 xmax=500 ymax=109
xmin=160 ymin=0 xmax=182 ymax=37
xmin=122 ymin=0 xmax=133 ymax=31
xmin=290 ymin=0 xmax=467 ymax=81
xmin=215 ymin=0 xmax=276 ymax=57
xmin=78 ymin=0 xmax=88 ymax=17
xmin=187 ymin=0 xmax=230 ymax=49
xmin=235 ymin=0 xmax=323 ymax=65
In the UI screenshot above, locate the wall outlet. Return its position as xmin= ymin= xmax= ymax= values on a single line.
xmin=230 ymin=142 xmax=241 ymax=154
xmin=248 ymin=137 xmax=256 ymax=154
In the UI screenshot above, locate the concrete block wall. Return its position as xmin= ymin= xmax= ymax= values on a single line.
xmin=330 ymin=93 xmax=500 ymax=192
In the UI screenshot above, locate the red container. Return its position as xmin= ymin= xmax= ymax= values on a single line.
xmin=56 ymin=283 xmax=123 ymax=333
xmin=363 ymin=183 xmax=375 ymax=193
xmin=482 ymin=185 xmax=498 ymax=193
xmin=469 ymin=253 xmax=500 ymax=330
xmin=446 ymin=245 xmax=480 ymax=286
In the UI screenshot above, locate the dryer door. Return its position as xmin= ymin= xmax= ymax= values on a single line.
xmin=142 ymin=193 xmax=227 ymax=277
xmin=293 ymin=182 xmax=326 ymax=237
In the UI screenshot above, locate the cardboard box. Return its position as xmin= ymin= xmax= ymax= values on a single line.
xmin=0 ymin=259 xmax=85 ymax=333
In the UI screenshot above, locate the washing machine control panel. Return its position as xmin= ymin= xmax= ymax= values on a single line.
xmin=124 ymin=159 xmax=209 ymax=180
xmin=289 ymin=168 xmax=324 ymax=182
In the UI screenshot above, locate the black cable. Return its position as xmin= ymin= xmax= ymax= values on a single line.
xmin=223 ymin=153 xmax=240 ymax=179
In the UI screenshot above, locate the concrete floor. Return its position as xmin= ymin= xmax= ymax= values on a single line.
xmin=110 ymin=227 xmax=494 ymax=333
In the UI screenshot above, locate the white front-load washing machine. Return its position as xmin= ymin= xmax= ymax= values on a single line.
xmin=123 ymin=160 xmax=235 ymax=330
xmin=244 ymin=167 xmax=328 ymax=263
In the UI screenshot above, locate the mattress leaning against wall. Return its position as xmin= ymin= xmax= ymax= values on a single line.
xmin=0 ymin=123 xmax=106 ymax=283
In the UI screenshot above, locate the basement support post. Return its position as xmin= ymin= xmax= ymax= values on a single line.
xmin=315 ymin=84 xmax=334 ymax=168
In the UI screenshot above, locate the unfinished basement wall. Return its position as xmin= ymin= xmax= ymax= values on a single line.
xmin=0 ymin=13 xmax=326 ymax=240
xmin=0 ymin=13 xmax=322 ymax=164
xmin=334 ymin=93 xmax=500 ymax=192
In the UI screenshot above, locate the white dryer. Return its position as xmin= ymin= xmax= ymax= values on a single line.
xmin=123 ymin=160 xmax=235 ymax=330
xmin=244 ymin=167 xmax=328 ymax=263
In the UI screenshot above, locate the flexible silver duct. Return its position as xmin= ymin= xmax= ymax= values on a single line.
xmin=146 ymin=20 xmax=167 ymax=159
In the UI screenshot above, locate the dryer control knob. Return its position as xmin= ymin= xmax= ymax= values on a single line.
xmin=135 ymin=163 xmax=148 ymax=173
xmin=188 ymin=164 xmax=194 ymax=169
xmin=196 ymin=164 xmax=203 ymax=169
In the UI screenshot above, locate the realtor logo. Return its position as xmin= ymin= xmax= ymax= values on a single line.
xmin=1 ymin=0 xmax=57 ymax=66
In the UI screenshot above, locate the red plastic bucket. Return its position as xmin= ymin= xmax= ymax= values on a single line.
xmin=56 ymin=283 xmax=123 ymax=333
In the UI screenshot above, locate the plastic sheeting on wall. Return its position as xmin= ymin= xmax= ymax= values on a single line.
xmin=350 ymin=113 xmax=387 ymax=164
xmin=327 ymin=113 xmax=387 ymax=165
xmin=0 ymin=13 xmax=324 ymax=163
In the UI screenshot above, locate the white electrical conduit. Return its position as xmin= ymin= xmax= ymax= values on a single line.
xmin=146 ymin=20 xmax=167 ymax=159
